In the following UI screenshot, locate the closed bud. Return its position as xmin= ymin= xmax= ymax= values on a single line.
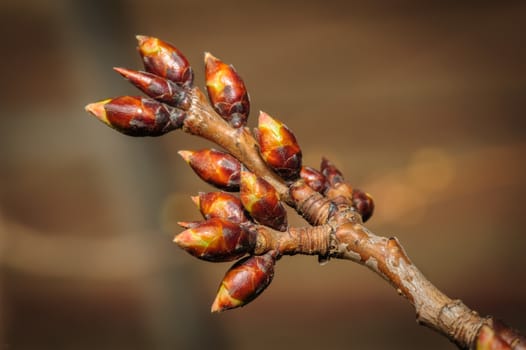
xmin=320 ymin=157 xmax=344 ymax=185
xmin=196 ymin=192 xmax=249 ymax=224
xmin=179 ymin=149 xmax=241 ymax=191
xmin=85 ymin=96 xmax=185 ymax=136
xmin=255 ymin=111 xmax=302 ymax=180
xmin=240 ymin=170 xmax=287 ymax=231
xmin=300 ymin=166 xmax=326 ymax=193
xmin=352 ymin=189 xmax=374 ymax=222
xmin=174 ymin=218 xmax=254 ymax=262
xmin=113 ymin=67 xmax=191 ymax=109
xmin=136 ymin=35 xmax=193 ymax=86
xmin=211 ymin=251 xmax=277 ymax=312
xmin=205 ymin=52 xmax=250 ymax=128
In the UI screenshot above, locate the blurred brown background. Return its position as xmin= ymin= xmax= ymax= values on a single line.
xmin=1 ymin=0 xmax=525 ymax=349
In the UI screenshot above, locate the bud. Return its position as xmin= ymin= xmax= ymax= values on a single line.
xmin=204 ymin=52 xmax=249 ymax=128
xmin=320 ymin=157 xmax=353 ymax=204
xmin=320 ymin=157 xmax=344 ymax=185
xmin=240 ymin=170 xmax=287 ymax=231
xmin=300 ymin=166 xmax=326 ymax=193
xmin=352 ymin=189 xmax=374 ymax=222
xmin=136 ymin=35 xmax=193 ymax=86
xmin=195 ymin=192 xmax=249 ymax=224
xmin=178 ymin=149 xmax=241 ymax=191
xmin=113 ymin=67 xmax=191 ymax=109
xmin=174 ymin=218 xmax=253 ymax=262
xmin=85 ymin=96 xmax=185 ymax=136
xmin=254 ymin=111 xmax=302 ymax=180
xmin=211 ymin=251 xmax=277 ymax=312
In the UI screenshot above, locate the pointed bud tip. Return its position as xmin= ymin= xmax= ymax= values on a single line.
xmin=210 ymin=298 xmax=222 ymax=313
xmin=178 ymin=150 xmax=194 ymax=163
xmin=112 ymin=67 xmax=141 ymax=82
xmin=173 ymin=233 xmax=182 ymax=243
xmin=204 ymin=51 xmax=217 ymax=63
xmin=258 ymin=110 xmax=271 ymax=123
xmin=136 ymin=35 xmax=151 ymax=45
xmin=190 ymin=195 xmax=200 ymax=207
xmin=85 ymin=100 xmax=110 ymax=125
xmin=113 ymin=66 xmax=131 ymax=77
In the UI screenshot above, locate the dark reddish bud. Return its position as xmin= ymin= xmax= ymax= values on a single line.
xmin=113 ymin=67 xmax=191 ymax=109
xmin=174 ymin=218 xmax=254 ymax=262
xmin=211 ymin=251 xmax=277 ymax=312
xmin=179 ymin=149 xmax=241 ymax=191
xmin=320 ymin=157 xmax=344 ymax=185
xmin=85 ymin=96 xmax=185 ymax=136
xmin=136 ymin=35 xmax=193 ymax=86
xmin=205 ymin=52 xmax=249 ymax=128
xmin=300 ymin=166 xmax=326 ymax=193
xmin=352 ymin=189 xmax=374 ymax=222
xmin=240 ymin=170 xmax=287 ymax=231
xmin=194 ymin=192 xmax=249 ymax=224
xmin=255 ymin=111 xmax=302 ymax=180
xmin=320 ymin=157 xmax=353 ymax=204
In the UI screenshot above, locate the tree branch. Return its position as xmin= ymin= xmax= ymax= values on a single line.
xmin=181 ymin=86 xmax=525 ymax=349
xmin=85 ymin=36 xmax=525 ymax=349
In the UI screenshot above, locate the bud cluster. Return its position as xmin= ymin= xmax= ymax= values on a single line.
xmin=300 ymin=158 xmax=375 ymax=223
xmin=86 ymin=36 xmax=193 ymax=137
xmin=86 ymin=35 xmax=375 ymax=312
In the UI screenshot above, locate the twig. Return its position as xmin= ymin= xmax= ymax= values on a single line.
xmin=85 ymin=36 xmax=525 ymax=349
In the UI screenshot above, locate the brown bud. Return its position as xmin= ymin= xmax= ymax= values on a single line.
xmin=113 ymin=67 xmax=191 ymax=109
xmin=174 ymin=218 xmax=254 ymax=262
xmin=205 ymin=52 xmax=249 ymax=128
xmin=179 ymin=149 xmax=241 ymax=191
xmin=240 ymin=170 xmax=287 ymax=231
xmin=320 ymin=157 xmax=344 ymax=185
xmin=255 ymin=111 xmax=302 ymax=180
xmin=300 ymin=166 xmax=326 ymax=193
xmin=85 ymin=96 xmax=185 ymax=136
xmin=352 ymin=189 xmax=374 ymax=222
xmin=211 ymin=251 xmax=277 ymax=312
xmin=195 ymin=192 xmax=249 ymax=224
xmin=136 ymin=35 xmax=193 ymax=86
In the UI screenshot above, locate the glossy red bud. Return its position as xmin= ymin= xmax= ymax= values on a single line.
xmin=255 ymin=111 xmax=302 ymax=180
xmin=136 ymin=35 xmax=193 ymax=86
xmin=85 ymin=95 xmax=185 ymax=136
xmin=196 ymin=192 xmax=249 ymax=224
xmin=240 ymin=170 xmax=287 ymax=231
xmin=113 ymin=67 xmax=191 ymax=109
xmin=174 ymin=218 xmax=254 ymax=262
xmin=352 ymin=189 xmax=374 ymax=222
xmin=178 ymin=149 xmax=241 ymax=191
xmin=300 ymin=166 xmax=326 ymax=193
xmin=320 ymin=157 xmax=345 ymax=185
xmin=205 ymin=52 xmax=249 ymax=128
xmin=211 ymin=251 xmax=277 ymax=312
